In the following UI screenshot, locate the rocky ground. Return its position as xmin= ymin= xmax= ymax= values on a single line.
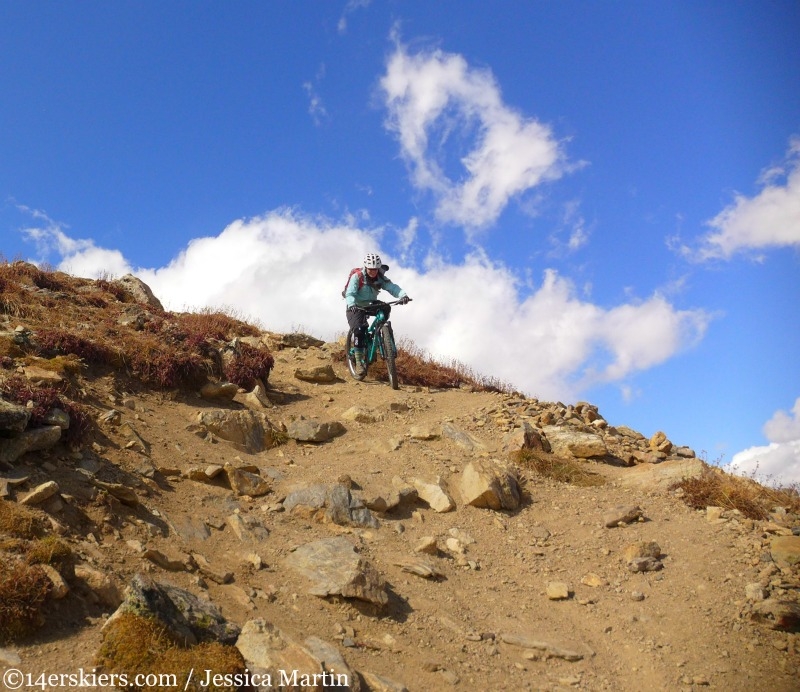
xmin=1 ymin=282 xmax=799 ymax=691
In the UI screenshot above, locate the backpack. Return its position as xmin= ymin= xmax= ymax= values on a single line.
xmin=341 ymin=267 xmax=365 ymax=298
xmin=341 ymin=265 xmax=389 ymax=298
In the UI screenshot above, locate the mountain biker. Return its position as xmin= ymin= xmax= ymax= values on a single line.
xmin=345 ymin=252 xmax=410 ymax=376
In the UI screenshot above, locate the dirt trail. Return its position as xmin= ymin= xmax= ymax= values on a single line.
xmin=2 ymin=341 xmax=798 ymax=692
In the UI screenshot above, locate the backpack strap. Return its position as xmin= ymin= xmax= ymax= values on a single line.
xmin=342 ymin=267 xmax=365 ymax=298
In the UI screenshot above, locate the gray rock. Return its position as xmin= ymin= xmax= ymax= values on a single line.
xmin=284 ymin=537 xmax=388 ymax=606
xmin=143 ymin=549 xmax=189 ymax=572
xmin=236 ymin=620 xmax=358 ymax=692
xmin=114 ymin=274 xmax=164 ymax=310
xmin=499 ymin=632 xmax=593 ymax=661
xmin=0 ymin=425 xmax=62 ymax=464
xmin=502 ymin=421 xmax=550 ymax=453
xmin=459 ymin=459 xmax=521 ymax=510
xmin=284 ymin=483 xmax=378 ymax=528
xmin=542 ymin=426 xmax=607 ymax=458
xmin=303 ymin=636 xmax=361 ymax=691
xmin=19 ymin=480 xmax=60 ymax=506
xmin=603 ymin=505 xmax=644 ymax=528
xmin=627 ymin=557 xmax=663 ymax=573
xmin=441 ymin=422 xmax=486 ymax=452
xmin=286 ymin=417 xmax=345 ymax=443
xmin=200 ymin=382 xmax=239 ymax=400
xmin=617 ymin=457 xmax=705 ymax=490
xmin=195 ymin=409 xmax=279 ymax=453
xmin=0 ymin=398 xmax=31 ymax=433
xmin=74 ymin=565 xmax=124 ymax=609
xmin=341 ymin=405 xmax=383 ymax=423
xmin=168 ymin=514 xmax=211 ymax=542
xmin=413 ymin=477 xmax=456 ymax=513
xmin=107 ymin=573 xmax=239 ymax=646
xmin=294 ymin=364 xmax=337 ymax=383
xmin=394 ymin=557 xmax=444 ymax=579
xmin=225 ymin=464 xmax=271 ymax=497
xmin=226 ymin=513 xmax=270 ymax=543
xmin=770 ymin=535 xmax=800 ymax=568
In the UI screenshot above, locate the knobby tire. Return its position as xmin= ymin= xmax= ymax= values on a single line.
xmin=381 ymin=323 xmax=398 ymax=390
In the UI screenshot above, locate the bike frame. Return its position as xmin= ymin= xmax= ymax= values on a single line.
xmin=364 ymin=304 xmax=396 ymax=364
xmin=346 ymin=298 xmax=408 ymax=388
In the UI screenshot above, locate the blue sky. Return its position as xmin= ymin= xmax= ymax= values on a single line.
xmin=2 ymin=1 xmax=799 ymax=482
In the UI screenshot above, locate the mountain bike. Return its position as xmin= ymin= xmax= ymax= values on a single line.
xmin=345 ymin=299 xmax=411 ymax=389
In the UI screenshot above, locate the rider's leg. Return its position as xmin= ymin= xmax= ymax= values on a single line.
xmin=346 ymin=309 xmax=368 ymax=375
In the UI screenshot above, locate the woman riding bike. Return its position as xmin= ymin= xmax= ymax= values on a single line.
xmin=344 ymin=253 xmax=410 ymax=376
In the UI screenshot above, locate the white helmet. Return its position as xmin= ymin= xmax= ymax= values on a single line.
xmin=363 ymin=252 xmax=382 ymax=269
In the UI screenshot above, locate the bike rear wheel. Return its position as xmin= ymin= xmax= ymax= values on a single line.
xmin=381 ymin=323 xmax=398 ymax=389
xmin=345 ymin=328 xmax=367 ymax=381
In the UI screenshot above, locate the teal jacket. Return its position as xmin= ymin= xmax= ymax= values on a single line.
xmin=344 ymin=270 xmax=407 ymax=308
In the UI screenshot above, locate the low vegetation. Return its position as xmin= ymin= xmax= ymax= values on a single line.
xmin=0 ymin=259 xmax=274 ymax=393
xmin=672 ymin=464 xmax=800 ymax=519
xmin=333 ymin=335 xmax=514 ymax=393
xmin=513 ymin=448 xmax=607 ymax=487
xmin=0 ymin=560 xmax=53 ymax=644
xmin=96 ymin=613 xmax=245 ymax=692
xmin=0 ymin=499 xmax=50 ymax=539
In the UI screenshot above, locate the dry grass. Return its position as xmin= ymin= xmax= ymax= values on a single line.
xmin=513 ymin=448 xmax=607 ymax=487
xmin=96 ymin=612 xmax=245 ymax=692
xmin=672 ymin=465 xmax=800 ymax=519
xmin=334 ymin=335 xmax=514 ymax=393
xmin=0 ymin=262 xmax=274 ymax=393
xmin=0 ymin=560 xmax=53 ymax=643
xmin=0 ymin=500 xmax=50 ymax=539
xmin=0 ymin=375 xmax=93 ymax=446
xmin=391 ymin=339 xmax=512 ymax=392
xmin=24 ymin=536 xmax=75 ymax=579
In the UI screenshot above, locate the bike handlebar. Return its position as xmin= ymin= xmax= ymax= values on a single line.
xmin=351 ymin=298 xmax=412 ymax=311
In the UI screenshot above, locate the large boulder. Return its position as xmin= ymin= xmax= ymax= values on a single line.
xmin=542 ymin=426 xmax=607 ymax=459
xmin=0 ymin=398 xmax=32 ymax=433
xmin=283 ymin=537 xmax=388 ymax=606
xmin=194 ymin=409 xmax=279 ymax=453
xmin=105 ymin=574 xmax=240 ymax=646
xmin=0 ymin=425 xmax=62 ymax=464
xmin=460 ymin=459 xmax=521 ymax=510
xmin=235 ymin=620 xmax=360 ymax=691
xmin=617 ymin=457 xmax=705 ymax=491
xmin=286 ymin=417 xmax=345 ymax=443
xmin=114 ymin=274 xmax=164 ymax=311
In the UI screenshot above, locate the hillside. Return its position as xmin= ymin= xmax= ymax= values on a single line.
xmin=0 ymin=261 xmax=798 ymax=692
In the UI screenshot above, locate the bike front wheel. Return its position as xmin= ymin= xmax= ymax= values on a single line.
xmin=345 ymin=328 xmax=367 ymax=381
xmin=380 ymin=323 xmax=398 ymax=389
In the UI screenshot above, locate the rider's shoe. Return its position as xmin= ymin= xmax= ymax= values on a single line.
xmin=353 ymin=348 xmax=366 ymax=376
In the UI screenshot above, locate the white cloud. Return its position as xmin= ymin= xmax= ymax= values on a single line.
xmin=303 ymin=63 xmax=328 ymax=127
xmin=380 ymin=38 xmax=571 ymax=233
xmin=338 ymin=0 xmax=371 ymax=35
xmin=764 ymin=398 xmax=800 ymax=443
xmin=725 ymin=398 xmax=800 ymax=485
xmin=27 ymin=209 xmax=710 ymax=404
xmin=693 ymin=137 xmax=800 ymax=260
